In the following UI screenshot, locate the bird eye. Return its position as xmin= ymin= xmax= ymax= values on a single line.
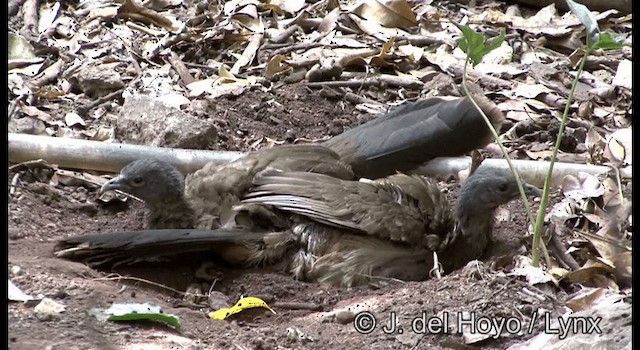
xmin=498 ymin=183 xmax=508 ymax=192
xmin=132 ymin=176 xmax=144 ymax=186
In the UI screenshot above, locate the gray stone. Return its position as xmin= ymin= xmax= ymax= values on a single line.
xmin=507 ymin=301 xmax=631 ymax=350
xmin=72 ymin=64 xmax=124 ymax=98
xmin=117 ymin=95 xmax=217 ymax=149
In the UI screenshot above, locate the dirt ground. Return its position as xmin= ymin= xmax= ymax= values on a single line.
xmin=7 ymin=84 xmax=575 ymax=350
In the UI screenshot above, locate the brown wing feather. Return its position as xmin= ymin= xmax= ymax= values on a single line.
xmin=185 ymin=145 xmax=355 ymax=229
xmin=241 ymin=171 xmax=451 ymax=248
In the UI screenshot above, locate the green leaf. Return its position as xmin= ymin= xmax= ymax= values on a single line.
xmin=592 ymin=31 xmax=625 ymax=50
xmin=107 ymin=312 xmax=181 ymax=330
xmin=97 ymin=303 xmax=181 ymax=330
xmin=453 ymin=21 xmax=506 ymax=66
xmin=486 ymin=29 xmax=506 ymax=52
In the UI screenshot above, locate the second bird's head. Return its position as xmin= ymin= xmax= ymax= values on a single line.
xmin=457 ymin=165 xmax=541 ymax=212
xmin=100 ymin=159 xmax=186 ymax=203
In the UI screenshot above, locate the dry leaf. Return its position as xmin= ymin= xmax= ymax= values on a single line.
xmin=561 ymin=172 xmax=604 ymax=199
xmin=118 ymin=0 xmax=182 ymax=32
xmin=268 ymin=0 xmax=306 ymax=14
xmin=231 ymin=33 xmax=263 ymax=74
xmin=612 ymin=59 xmax=631 ymax=89
xmin=265 ymin=55 xmax=290 ymax=78
xmin=604 ymin=128 xmax=632 ymax=165
xmin=352 ymin=0 xmax=417 ymax=29
xmin=64 ymin=112 xmax=86 ymax=127
xmin=565 ymin=287 xmax=624 ymax=312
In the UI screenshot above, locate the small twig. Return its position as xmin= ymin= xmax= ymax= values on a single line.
xmin=183 ymin=62 xmax=223 ymax=71
xmin=22 ymin=0 xmax=38 ymax=35
xmin=95 ymin=274 xmax=198 ymax=297
xmin=273 ymin=42 xmax=339 ymax=56
xmin=8 ymin=0 xmax=27 ymax=16
xmin=9 ymin=159 xmax=54 ymax=172
xmin=519 ymin=287 xmax=547 ymax=302
xmin=449 ymin=63 xmax=514 ymax=89
xmin=548 ymin=224 xmax=580 ymax=270
xmin=396 ymin=34 xmax=447 ymax=47
xmin=343 ymin=92 xmax=381 ymax=106
xmin=306 ymin=76 xmax=423 ymax=90
xmin=8 ymin=97 xmax=23 ymax=121
xmin=516 ymin=279 xmax=558 ymax=302
xmin=185 ymin=13 xmax=210 ymax=27
xmin=512 ymin=304 xmax=526 ymax=323
xmin=29 ymin=59 xmax=64 ymax=88
xmin=232 ymin=343 xmax=250 ymax=350
xmin=491 ymin=277 xmax=517 ymax=297
xmin=364 ymin=274 xmax=407 ymax=284
xmin=127 ymin=49 xmax=143 ymax=77
xmin=77 ymin=88 xmax=125 ymax=115
xmin=125 ymin=21 xmax=164 ymax=36
xmin=272 ymin=301 xmax=323 ymax=311
xmin=270 ymin=25 xmax=300 ymax=44
xmin=285 ymin=58 xmax=319 ymax=68
xmin=146 ymin=31 xmax=194 ymax=60
xmin=429 ymin=251 xmax=442 ymax=279
xmin=9 ymin=172 xmax=22 ymax=196
xmin=468 ymin=150 xmax=484 ymax=176
xmin=165 ymin=51 xmax=195 ymax=85
xmin=409 ymin=335 xmax=426 ymax=350
xmin=296 ymin=18 xmax=359 ymax=35
xmin=103 ymin=188 xmax=144 ymax=203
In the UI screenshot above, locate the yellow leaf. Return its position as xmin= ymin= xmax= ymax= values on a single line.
xmin=218 ymin=65 xmax=236 ymax=80
xmin=209 ymin=296 xmax=276 ymax=320
xmin=209 ymin=307 xmax=233 ymax=320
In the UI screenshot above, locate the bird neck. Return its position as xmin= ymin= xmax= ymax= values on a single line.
xmin=146 ymin=196 xmax=195 ymax=229
xmin=440 ymin=199 xmax=496 ymax=272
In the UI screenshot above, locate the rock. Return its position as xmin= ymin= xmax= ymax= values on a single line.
xmin=207 ymin=291 xmax=231 ymax=311
xmin=507 ymin=301 xmax=631 ymax=350
xmin=9 ymin=228 xmax=26 ymax=240
xmin=70 ymin=63 xmax=125 ymax=98
xmin=117 ymin=95 xmax=218 ymax=149
xmin=334 ymin=310 xmax=356 ymax=324
xmin=8 ymin=117 xmax=46 ymax=135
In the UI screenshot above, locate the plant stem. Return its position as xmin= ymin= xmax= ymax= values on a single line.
xmin=460 ymin=61 xmax=536 ymax=226
xmin=531 ymin=45 xmax=593 ymax=265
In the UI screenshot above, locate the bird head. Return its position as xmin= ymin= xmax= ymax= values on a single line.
xmin=100 ymin=159 xmax=186 ymax=204
xmin=457 ymin=165 xmax=541 ymax=214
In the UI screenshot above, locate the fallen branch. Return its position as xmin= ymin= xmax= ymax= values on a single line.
xmin=9 ymin=133 xmax=243 ymax=174
xmin=8 ymin=133 xmax=631 ymax=186
xmin=305 ymin=76 xmax=423 ymax=90
xmin=77 ymin=88 xmax=125 ymax=115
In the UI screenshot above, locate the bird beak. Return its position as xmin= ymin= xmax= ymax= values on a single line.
xmin=100 ymin=175 xmax=124 ymax=194
xmin=524 ymin=183 xmax=542 ymax=197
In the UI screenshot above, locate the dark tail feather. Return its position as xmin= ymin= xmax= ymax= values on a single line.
xmin=54 ymin=229 xmax=266 ymax=267
xmin=323 ymin=93 xmax=504 ymax=179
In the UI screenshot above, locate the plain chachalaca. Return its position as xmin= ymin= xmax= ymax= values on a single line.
xmin=88 ymin=94 xmax=503 ymax=231
xmin=55 ymin=165 xmax=540 ymax=287
xmin=53 ymin=94 xmax=522 ymax=287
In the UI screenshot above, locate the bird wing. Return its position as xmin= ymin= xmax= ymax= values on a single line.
xmin=240 ymin=171 xmax=451 ymax=248
xmin=184 ymin=145 xmax=355 ymax=229
xmin=323 ymin=93 xmax=504 ymax=179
